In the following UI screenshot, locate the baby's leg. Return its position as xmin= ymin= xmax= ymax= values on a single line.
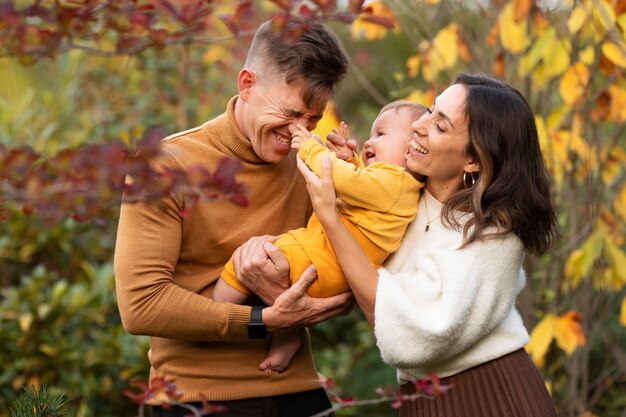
xmin=213 ymin=278 xmax=249 ymax=304
xmin=258 ymin=330 xmax=302 ymax=373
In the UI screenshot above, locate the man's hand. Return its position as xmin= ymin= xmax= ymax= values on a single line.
xmin=262 ymin=265 xmax=354 ymax=332
xmin=326 ymin=121 xmax=358 ymax=160
xmin=233 ymin=235 xmax=290 ymax=305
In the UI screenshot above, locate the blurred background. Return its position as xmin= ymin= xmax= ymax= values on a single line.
xmin=1 ymin=0 xmax=625 ymax=416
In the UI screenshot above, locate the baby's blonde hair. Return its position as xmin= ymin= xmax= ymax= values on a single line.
xmin=378 ymin=100 xmax=428 ymax=121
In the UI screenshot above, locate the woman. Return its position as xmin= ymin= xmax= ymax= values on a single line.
xmin=292 ymin=73 xmax=559 ymax=416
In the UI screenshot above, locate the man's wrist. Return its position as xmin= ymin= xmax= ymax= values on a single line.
xmin=247 ymin=306 xmax=267 ymax=339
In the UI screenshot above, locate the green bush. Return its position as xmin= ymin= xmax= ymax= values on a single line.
xmin=0 ymin=215 xmax=149 ymax=417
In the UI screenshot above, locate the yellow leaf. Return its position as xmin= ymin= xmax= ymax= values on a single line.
xmin=618 ymin=13 xmax=626 ymax=40
xmin=604 ymin=236 xmax=626 ymax=288
xmin=564 ymin=230 xmax=603 ymax=288
xmin=18 ymin=313 xmax=33 ymax=332
xmin=543 ymin=38 xmax=571 ymax=78
xmin=535 ymin=116 xmax=548 ymax=155
xmin=431 ymin=24 xmax=459 ymax=69
xmin=312 ymin=101 xmax=341 ymax=143
xmin=620 ymin=297 xmax=626 ymax=327
xmin=420 ymin=24 xmax=460 ymax=82
xmin=602 ymin=41 xmax=626 ymax=68
xmin=405 ymin=88 xmax=435 ymax=107
xmin=579 ymin=46 xmax=595 ymax=65
xmin=406 ymin=54 xmax=421 ymax=78
xmin=203 ymin=44 xmax=229 ymax=64
xmin=603 ymin=148 xmax=622 ymax=185
xmin=498 ymin=0 xmax=530 ymax=53
xmin=607 ymin=85 xmax=626 ymax=122
xmin=518 ymin=27 xmax=554 ymax=77
xmin=559 ymin=63 xmax=589 ymax=105
xmin=547 ymin=105 xmax=571 ymax=131
xmin=615 ymin=185 xmax=626 ymax=221
xmin=567 ymin=5 xmax=589 ymax=34
xmin=417 ymin=0 xmax=441 ymax=3
xmin=352 ymin=1 xmax=398 ymax=40
xmin=554 ymin=310 xmax=586 ymax=356
xmin=526 ymin=314 xmax=556 ymax=368
xmin=593 ymin=0 xmax=616 ymax=32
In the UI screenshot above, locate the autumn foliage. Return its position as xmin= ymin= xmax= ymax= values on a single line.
xmin=1 ymin=1 xmax=626 ymax=417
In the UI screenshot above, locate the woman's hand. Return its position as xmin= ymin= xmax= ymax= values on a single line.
xmin=298 ymin=152 xmax=378 ymax=326
xmin=296 ymin=156 xmax=340 ymax=228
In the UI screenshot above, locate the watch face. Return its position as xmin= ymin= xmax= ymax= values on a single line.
xmin=248 ymin=307 xmax=267 ymax=339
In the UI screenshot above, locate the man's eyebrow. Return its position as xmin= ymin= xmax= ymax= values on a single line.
xmin=286 ymin=109 xmax=323 ymax=119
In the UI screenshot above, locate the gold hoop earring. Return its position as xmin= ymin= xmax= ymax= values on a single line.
xmin=463 ymin=172 xmax=476 ymax=189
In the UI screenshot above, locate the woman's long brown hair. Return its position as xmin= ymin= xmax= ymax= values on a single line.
xmin=443 ymin=73 xmax=559 ymax=256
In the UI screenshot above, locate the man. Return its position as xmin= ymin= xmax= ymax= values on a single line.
xmin=114 ymin=16 xmax=351 ymax=417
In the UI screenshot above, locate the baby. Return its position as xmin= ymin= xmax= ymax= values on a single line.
xmin=213 ymin=100 xmax=427 ymax=373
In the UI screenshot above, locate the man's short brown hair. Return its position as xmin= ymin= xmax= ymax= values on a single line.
xmin=246 ymin=16 xmax=349 ymax=109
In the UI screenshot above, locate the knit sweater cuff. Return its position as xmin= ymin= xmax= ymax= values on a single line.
xmin=228 ymin=304 xmax=252 ymax=338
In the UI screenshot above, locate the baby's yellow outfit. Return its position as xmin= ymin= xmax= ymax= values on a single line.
xmin=220 ymin=137 xmax=423 ymax=297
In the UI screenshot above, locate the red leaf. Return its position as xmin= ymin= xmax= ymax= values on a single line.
xmin=270 ymin=0 xmax=294 ymax=11
xmin=358 ymin=14 xmax=395 ymax=29
xmin=348 ymin=0 xmax=365 ymax=13
xmin=310 ymin=0 xmax=336 ymax=14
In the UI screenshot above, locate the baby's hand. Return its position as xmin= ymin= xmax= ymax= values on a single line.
xmin=326 ymin=121 xmax=358 ymax=160
xmin=290 ymin=124 xmax=312 ymax=151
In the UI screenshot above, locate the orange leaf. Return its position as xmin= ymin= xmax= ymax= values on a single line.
xmin=602 ymin=41 xmax=626 ymax=68
xmin=559 ymin=63 xmax=589 ymax=105
xmin=554 ymin=310 xmax=586 ymax=356
xmin=487 ymin=22 xmax=499 ymax=47
xmin=514 ymin=0 xmax=531 ymax=22
xmin=493 ymin=50 xmax=505 ymax=78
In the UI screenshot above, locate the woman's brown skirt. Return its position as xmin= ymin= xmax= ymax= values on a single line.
xmin=399 ymin=349 xmax=557 ymax=417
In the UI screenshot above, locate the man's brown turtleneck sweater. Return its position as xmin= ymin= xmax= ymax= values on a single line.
xmin=114 ymin=97 xmax=320 ymax=403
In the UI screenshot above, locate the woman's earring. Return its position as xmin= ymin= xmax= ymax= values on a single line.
xmin=463 ymin=172 xmax=476 ymax=188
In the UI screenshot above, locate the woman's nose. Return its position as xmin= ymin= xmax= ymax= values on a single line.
xmin=411 ymin=119 xmax=426 ymax=136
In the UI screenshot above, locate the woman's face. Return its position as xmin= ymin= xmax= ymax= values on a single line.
xmin=406 ymin=83 xmax=478 ymax=201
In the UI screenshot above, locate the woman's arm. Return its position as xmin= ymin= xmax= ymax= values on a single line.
xmin=295 ymin=157 xmax=379 ymax=325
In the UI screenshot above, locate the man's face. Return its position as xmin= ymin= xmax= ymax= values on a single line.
xmin=239 ymin=71 xmax=328 ymax=163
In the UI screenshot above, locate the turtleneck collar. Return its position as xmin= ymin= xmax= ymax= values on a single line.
xmin=202 ymin=96 xmax=267 ymax=164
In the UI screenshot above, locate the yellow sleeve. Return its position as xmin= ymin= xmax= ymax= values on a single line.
xmin=299 ymin=138 xmax=415 ymax=213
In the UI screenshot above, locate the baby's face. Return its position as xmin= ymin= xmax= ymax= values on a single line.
xmin=363 ymin=108 xmax=418 ymax=168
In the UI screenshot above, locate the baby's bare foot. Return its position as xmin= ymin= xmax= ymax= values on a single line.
xmin=258 ymin=331 xmax=301 ymax=373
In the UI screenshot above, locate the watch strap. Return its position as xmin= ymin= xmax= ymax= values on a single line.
xmin=248 ymin=306 xmax=267 ymax=339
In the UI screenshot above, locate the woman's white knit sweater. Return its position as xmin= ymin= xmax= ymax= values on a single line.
xmin=374 ymin=190 xmax=530 ymax=382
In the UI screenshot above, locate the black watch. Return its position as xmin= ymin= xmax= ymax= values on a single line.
xmin=248 ymin=306 xmax=267 ymax=339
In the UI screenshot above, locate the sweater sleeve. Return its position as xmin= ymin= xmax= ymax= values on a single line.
xmin=113 ymin=149 xmax=251 ymax=341
xmin=373 ymin=233 xmax=526 ymax=369
xmin=299 ymin=137 xmax=413 ymax=213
